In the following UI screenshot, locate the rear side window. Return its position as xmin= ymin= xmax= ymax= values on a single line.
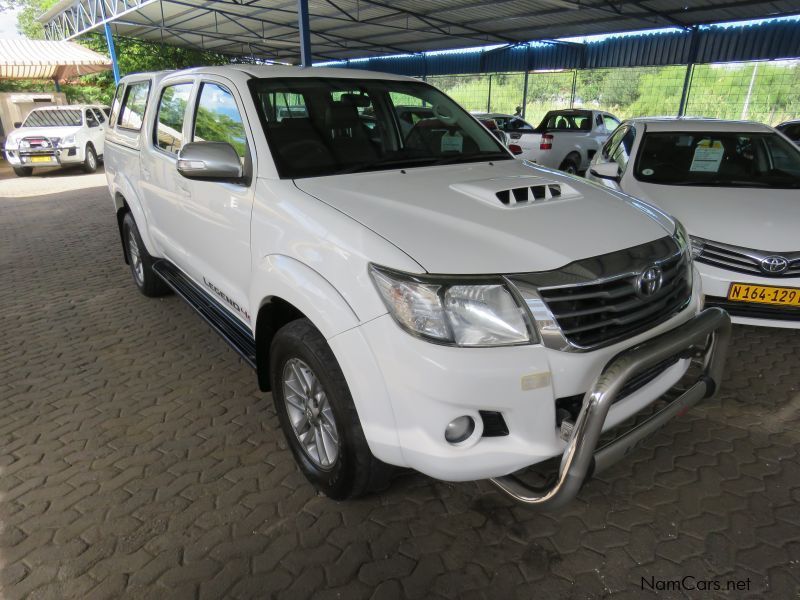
xmin=118 ymin=81 xmax=151 ymax=131
xmin=155 ymin=83 xmax=193 ymax=154
xmin=193 ymin=82 xmax=247 ymax=158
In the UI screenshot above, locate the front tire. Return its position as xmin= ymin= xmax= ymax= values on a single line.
xmin=13 ymin=166 xmax=33 ymax=177
xmin=121 ymin=212 xmax=170 ymax=297
xmin=82 ymin=144 xmax=98 ymax=173
xmin=270 ymin=319 xmax=393 ymax=500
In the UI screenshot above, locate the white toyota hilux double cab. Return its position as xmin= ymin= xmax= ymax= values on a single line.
xmin=104 ymin=65 xmax=730 ymax=507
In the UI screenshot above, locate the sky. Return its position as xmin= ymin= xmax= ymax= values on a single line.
xmin=0 ymin=8 xmax=21 ymax=38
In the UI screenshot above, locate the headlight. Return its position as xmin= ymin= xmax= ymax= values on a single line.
xmin=5 ymin=138 xmax=17 ymax=149
xmin=369 ymin=265 xmax=536 ymax=347
xmin=61 ymin=134 xmax=76 ymax=146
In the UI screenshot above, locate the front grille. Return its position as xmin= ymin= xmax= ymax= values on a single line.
xmin=696 ymin=240 xmax=800 ymax=278
xmin=705 ymin=296 xmax=800 ymax=321
xmin=538 ymin=248 xmax=692 ymax=349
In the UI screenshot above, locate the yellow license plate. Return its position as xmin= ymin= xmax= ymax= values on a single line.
xmin=30 ymin=155 xmax=52 ymax=163
xmin=727 ymin=283 xmax=800 ymax=306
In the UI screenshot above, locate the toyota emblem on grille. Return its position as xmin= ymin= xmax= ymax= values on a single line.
xmin=760 ymin=256 xmax=788 ymax=274
xmin=636 ymin=266 xmax=663 ymax=298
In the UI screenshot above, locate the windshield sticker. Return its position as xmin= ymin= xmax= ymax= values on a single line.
xmin=441 ymin=132 xmax=463 ymax=153
xmin=689 ymin=139 xmax=725 ymax=172
xmin=642 ymin=168 xmax=654 ymax=176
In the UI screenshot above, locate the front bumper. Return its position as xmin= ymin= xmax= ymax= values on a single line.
xmin=490 ymin=307 xmax=730 ymax=508
xmin=5 ymin=147 xmax=83 ymax=167
xmin=698 ymin=263 xmax=800 ymax=329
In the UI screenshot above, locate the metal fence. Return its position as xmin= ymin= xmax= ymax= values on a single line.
xmin=427 ymin=59 xmax=800 ymax=126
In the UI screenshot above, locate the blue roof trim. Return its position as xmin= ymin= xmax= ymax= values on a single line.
xmin=316 ymin=17 xmax=800 ymax=75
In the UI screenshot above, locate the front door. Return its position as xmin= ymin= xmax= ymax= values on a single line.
xmin=178 ymin=78 xmax=255 ymax=327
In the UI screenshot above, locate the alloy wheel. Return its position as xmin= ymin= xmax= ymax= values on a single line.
xmin=282 ymin=357 xmax=340 ymax=469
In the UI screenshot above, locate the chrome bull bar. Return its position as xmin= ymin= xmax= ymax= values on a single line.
xmin=490 ymin=307 xmax=732 ymax=508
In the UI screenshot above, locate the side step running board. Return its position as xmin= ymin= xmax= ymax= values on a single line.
xmin=152 ymin=260 xmax=257 ymax=369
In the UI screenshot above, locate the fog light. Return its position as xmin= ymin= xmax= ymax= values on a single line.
xmin=445 ymin=416 xmax=475 ymax=444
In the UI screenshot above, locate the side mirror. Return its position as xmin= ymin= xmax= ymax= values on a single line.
xmin=13 ymin=121 xmax=22 ymax=129
xmin=177 ymin=142 xmax=243 ymax=181
xmin=589 ymin=161 xmax=621 ymax=182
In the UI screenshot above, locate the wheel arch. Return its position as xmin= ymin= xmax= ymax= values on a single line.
xmin=115 ymin=193 xmax=131 ymax=264
xmin=251 ymin=255 xmax=361 ymax=392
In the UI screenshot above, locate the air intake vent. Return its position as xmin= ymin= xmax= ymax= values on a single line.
xmin=449 ymin=178 xmax=579 ymax=207
xmin=495 ymin=184 xmax=563 ymax=206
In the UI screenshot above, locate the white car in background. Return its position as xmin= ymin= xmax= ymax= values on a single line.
xmin=587 ymin=118 xmax=800 ymax=328
xmin=3 ymin=104 xmax=107 ymax=176
xmin=491 ymin=109 xmax=619 ymax=174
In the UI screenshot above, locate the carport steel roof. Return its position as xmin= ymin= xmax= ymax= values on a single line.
xmin=39 ymin=0 xmax=800 ymax=64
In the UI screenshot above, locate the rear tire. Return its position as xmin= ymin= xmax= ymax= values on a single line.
xmin=121 ymin=212 xmax=171 ymax=297
xmin=559 ymin=153 xmax=580 ymax=175
xmin=13 ymin=166 xmax=32 ymax=177
xmin=270 ymin=319 xmax=393 ymax=500
xmin=83 ymin=144 xmax=98 ymax=173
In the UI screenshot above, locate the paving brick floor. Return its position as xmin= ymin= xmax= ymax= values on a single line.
xmin=1 ymin=178 xmax=799 ymax=599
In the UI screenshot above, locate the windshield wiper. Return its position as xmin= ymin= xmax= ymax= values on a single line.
xmin=336 ymin=152 xmax=510 ymax=175
xmin=336 ymin=156 xmax=439 ymax=175
xmin=430 ymin=152 xmax=512 ymax=166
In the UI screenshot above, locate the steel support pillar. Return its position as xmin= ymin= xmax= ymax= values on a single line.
xmin=97 ymin=0 xmax=120 ymax=85
xmin=487 ymin=74 xmax=492 ymax=113
xmin=521 ymin=70 xmax=529 ymax=118
xmin=104 ymin=22 xmax=120 ymax=84
xmin=678 ymin=27 xmax=699 ymax=117
xmin=570 ymin=69 xmax=577 ymax=108
xmin=297 ymin=0 xmax=312 ymax=67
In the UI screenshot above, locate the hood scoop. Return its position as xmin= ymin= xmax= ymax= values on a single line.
xmin=451 ymin=176 xmax=580 ymax=208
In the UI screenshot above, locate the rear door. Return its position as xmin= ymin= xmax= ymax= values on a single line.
xmin=139 ymin=79 xmax=196 ymax=261
xmin=177 ymin=77 xmax=255 ymax=325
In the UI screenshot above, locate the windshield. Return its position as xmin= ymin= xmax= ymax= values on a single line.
xmin=634 ymin=131 xmax=800 ymax=189
xmin=23 ymin=109 xmax=83 ymax=128
xmin=249 ymin=77 xmax=510 ymax=178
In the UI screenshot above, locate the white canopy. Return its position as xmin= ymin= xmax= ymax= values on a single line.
xmin=0 ymin=39 xmax=111 ymax=81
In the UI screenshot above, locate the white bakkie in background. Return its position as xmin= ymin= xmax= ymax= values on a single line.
xmin=496 ymin=109 xmax=619 ymax=174
xmin=587 ymin=118 xmax=800 ymax=329
xmin=104 ymin=65 xmax=731 ymax=508
xmin=3 ymin=104 xmax=107 ymax=176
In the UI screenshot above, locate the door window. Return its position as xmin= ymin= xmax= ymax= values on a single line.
xmin=118 ymin=81 xmax=151 ymax=131
xmin=193 ymin=82 xmax=247 ymax=159
xmin=602 ymin=125 xmax=628 ymax=159
xmin=155 ymin=83 xmax=193 ymax=154
xmin=610 ymin=127 xmax=636 ymax=171
xmin=86 ymin=110 xmax=99 ymax=128
xmin=92 ymin=108 xmax=106 ymax=124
